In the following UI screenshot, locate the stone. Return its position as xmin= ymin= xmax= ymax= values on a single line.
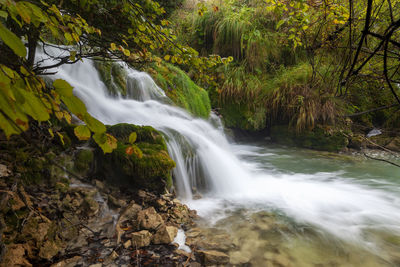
xmin=119 ymin=202 xmax=142 ymax=223
xmin=137 ymin=207 xmax=164 ymax=230
xmin=88 ymin=264 xmax=102 ymax=267
xmin=83 ymin=196 xmax=100 ymax=216
xmin=108 ymin=194 xmax=126 ymax=208
xmin=2 ymin=244 xmax=32 ymax=267
xmin=152 ymin=225 xmax=178 ymax=245
xmin=131 ymin=230 xmax=152 ymax=248
xmin=123 ymin=239 xmax=131 ymax=249
xmin=94 ymin=179 xmax=105 ymax=190
xmin=198 ymin=250 xmax=229 ymax=266
xmin=229 ymin=251 xmax=251 ymax=265
xmin=9 ymin=191 xmax=25 ymax=210
xmin=50 ymin=256 xmax=82 ymax=267
xmin=0 ymin=164 xmax=11 ymax=177
xmin=39 ymin=240 xmax=61 ymax=260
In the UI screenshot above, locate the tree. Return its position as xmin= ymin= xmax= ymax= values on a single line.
xmin=0 ymin=0 xmax=228 ymax=152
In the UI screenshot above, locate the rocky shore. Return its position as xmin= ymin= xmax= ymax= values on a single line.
xmin=0 ymin=163 xmax=236 ymax=266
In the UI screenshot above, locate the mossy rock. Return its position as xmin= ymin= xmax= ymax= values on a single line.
xmin=74 ymin=149 xmax=94 ymax=175
xmin=220 ymin=102 xmax=267 ymax=131
xmin=270 ymin=125 xmax=348 ymax=152
xmin=148 ymin=63 xmax=211 ymax=118
xmin=94 ymin=60 xmax=127 ymax=96
xmin=94 ymin=123 xmax=175 ymax=193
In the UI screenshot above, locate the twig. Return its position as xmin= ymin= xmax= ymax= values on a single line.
xmin=363 ymin=152 xmax=400 ymax=167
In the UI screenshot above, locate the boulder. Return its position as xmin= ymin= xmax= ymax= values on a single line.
xmin=93 ymin=123 xmax=175 ymax=193
xmin=137 ymin=207 xmax=164 ymax=230
xmin=152 ymin=225 xmax=178 ymax=245
xmin=197 ymin=250 xmax=229 ymax=266
xmin=131 ymin=230 xmax=152 ymax=248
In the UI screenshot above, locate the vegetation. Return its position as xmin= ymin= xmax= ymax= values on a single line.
xmin=169 ymin=0 xmax=400 ymax=141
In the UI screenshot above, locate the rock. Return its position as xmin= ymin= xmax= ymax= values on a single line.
xmin=2 ymin=244 xmax=32 ymax=267
xmin=123 ymin=239 xmax=131 ymax=249
xmin=197 ymin=250 xmax=229 ymax=266
xmin=229 ymin=251 xmax=251 ymax=265
xmin=152 ymin=225 xmax=178 ymax=245
xmin=0 ymin=164 xmax=11 ymax=178
xmin=131 ymin=230 xmax=152 ymax=248
xmin=74 ymin=149 xmax=94 ymax=174
xmin=39 ymin=240 xmax=61 ymax=260
xmin=83 ymin=196 xmax=100 ymax=216
xmin=119 ymin=202 xmax=142 ymax=223
xmin=21 ymin=216 xmax=52 ymax=243
xmin=94 ymin=179 xmax=105 ymax=190
xmin=50 ymin=256 xmax=82 ymax=267
xmin=88 ymin=264 xmax=102 ymax=267
xmin=108 ymin=194 xmax=126 ymax=208
xmin=137 ymin=207 xmax=164 ymax=230
xmin=386 ymin=137 xmax=400 ymax=152
xmin=9 ymin=191 xmax=25 ymax=210
xmin=94 ymin=123 xmax=175 ymax=193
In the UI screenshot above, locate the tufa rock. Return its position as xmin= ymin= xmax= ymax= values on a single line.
xmin=131 ymin=230 xmax=152 ymax=248
xmin=152 ymin=225 xmax=178 ymax=245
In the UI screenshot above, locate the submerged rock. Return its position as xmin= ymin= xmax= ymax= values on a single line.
xmin=197 ymin=250 xmax=230 ymax=266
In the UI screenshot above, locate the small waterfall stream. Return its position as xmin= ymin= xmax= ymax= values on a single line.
xmin=37 ymin=48 xmax=400 ymax=264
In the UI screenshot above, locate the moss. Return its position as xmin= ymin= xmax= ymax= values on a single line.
xmin=94 ymin=123 xmax=175 ymax=193
xmin=271 ymin=125 xmax=348 ymax=152
xmin=74 ymin=149 xmax=94 ymax=174
xmin=220 ymin=102 xmax=266 ymax=131
xmin=94 ymin=60 xmax=127 ymax=96
xmin=149 ymin=63 xmax=211 ymax=118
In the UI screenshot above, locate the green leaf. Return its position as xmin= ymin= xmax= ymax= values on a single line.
xmin=74 ymin=125 xmax=91 ymax=140
xmin=61 ymin=95 xmax=87 ymax=117
xmin=93 ymin=132 xmax=117 ymax=153
xmin=57 ymin=132 xmax=64 ymax=145
xmin=0 ymin=23 xmax=27 ymax=58
xmin=53 ymin=79 xmax=73 ymax=97
xmin=129 ymin=132 xmax=137 ymax=144
xmin=84 ymin=113 xmax=106 ymax=133
xmin=276 ymin=19 xmax=285 ymax=29
xmin=0 ymin=10 xmax=8 ymax=19
xmin=21 ymin=90 xmax=50 ymax=121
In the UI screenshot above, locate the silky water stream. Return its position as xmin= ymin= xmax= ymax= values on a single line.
xmin=38 ymin=49 xmax=400 ymax=266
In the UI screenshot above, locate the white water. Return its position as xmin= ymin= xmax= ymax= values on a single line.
xmin=36 ymin=49 xmax=400 ymax=250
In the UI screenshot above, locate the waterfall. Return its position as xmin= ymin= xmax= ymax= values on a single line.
xmin=36 ymin=48 xmax=400 ymax=248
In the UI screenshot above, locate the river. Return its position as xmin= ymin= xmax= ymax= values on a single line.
xmin=37 ymin=48 xmax=400 ymax=266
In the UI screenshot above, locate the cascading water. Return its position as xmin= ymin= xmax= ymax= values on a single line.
xmin=37 ymin=48 xmax=400 ymax=264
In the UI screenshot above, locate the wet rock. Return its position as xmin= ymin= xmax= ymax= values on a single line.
xmin=197 ymin=250 xmax=229 ymax=266
xmin=88 ymin=264 xmax=102 ymax=267
xmin=137 ymin=207 xmax=164 ymax=230
xmin=93 ymin=179 xmax=105 ymax=191
xmin=2 ymin=244 xmax=32 ymax=267
xmin=229 ymin=250 xmax=251 ymax=265
xmin=152 ymin=225 xmax=178 ymax=245
xmin=131 ymin=230 xmax=152 ymax=248
xmin=21 ymin=216 xmax=52 ymax=243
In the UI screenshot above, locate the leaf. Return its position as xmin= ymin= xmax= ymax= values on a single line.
xmin=0 ymin=23 xmax=27 ymax=57
xmin=74 ymin=125 xmax=91 ymax=140
xmin=125 ymin=146 xmax=134 ymax=155
xmin=61 ymin=95 xmax=87 ymax=117
xmin=276 ymin=19 xmax=285 ymax=29
xmin=93 ymin=133 xmax=117 ymax=154
xmin=53 ymin=79 xmax=73 ymax=97
xmin=0 ymin=10 xmax=8 ymax=19
xmin=110 ymin=43 xmax=116 ymax=51
xmin=129 ymin=132 xmax=137 ymax=144
xmin=83 ymin=113 xmax=106 ymax=133
xmin=164 ymin=55 xmax=170 ymax=61
xmin=57 ymin=132 xmax=65 ymax=145
xmin=20 ymin=90 xmax=50 ymax=121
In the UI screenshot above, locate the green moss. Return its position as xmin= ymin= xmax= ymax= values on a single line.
xmin=271 ymin=125 xmax=348 ymax=152
xmin=149 ymin=63 xmax=211 ymax=118
xmin=220 ymin=102 xmax=266 ymax=131
xmin=94 ymin=60 xmax=127 ymax=96
xmin=74 ymin=149 xmax=94 ymax=174
xmin=94 ymin=123 xmax=175 ymax=193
